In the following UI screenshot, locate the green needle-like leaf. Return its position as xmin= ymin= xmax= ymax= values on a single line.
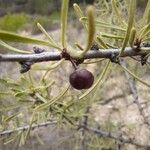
xmin=73 ymin=3 xmax=87 ymax=30
xmin=139 ymin=23 xmax=150 ymax=39
xmin=80 ymin=6 xmax=95 ymax=57
xmin=32 ymin=59 xmax=64 ymax=71
xmin=121 ymin=65 xmax=150 ymax=88
xmin=85 ymin=6 xmax=95 ymax=51
xmin=147 ymin=8 xmax=150 ymax=24
xmin=73 ymin=3 xmax=84 ymax=19
xmin=0 ymin=40 xmax=31 ymax=53
xmin=96 ymin=36 xmax=109 ymax=48
xmin=4 ymin=113 xmax=20 ymax=123
xmin=142 ymin=0 xmax=150 ymax=24
xmin=34 ymin=85 xmax=69 ymax=111
xmin=37 ymin=23 xmax=61 ymax=50
xmin=80 ymin=17 xmax=126 ymax=32
xmin=24 ymin=112 xmax=35 ymax=143
xmin=75 ymin=43 xmax=84 ymax=50
xmin=4 ymin=132 xmax=22 ymax=145
xmin=120 ymin=0 xmax=136 ymax=55
xmin=100 ymin=33 xmax=124 ymax=40
xmin=129 ymin=27 xmax=136 ymax=47
xmin=61 ymin=0 xmax=69 ymax=48
xmin=0 ymin=30 xmax=52 ymax=46
xmin=112 ymin=0 xmax=126 ymax=25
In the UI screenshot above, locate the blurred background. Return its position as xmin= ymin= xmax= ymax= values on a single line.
xmin=0 ymin=0 xmax=95 ymax=34
xmin=0 ymin=0 xmax=147 ymax=34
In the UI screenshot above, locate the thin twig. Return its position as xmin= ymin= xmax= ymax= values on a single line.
xmin=0 ymin=120 xmax=57 ymax=136
xmin=1 ymin=120 xmax=150 ymax=148
xmin=79 ymin=124 xmax=150 ymax=149
xmin=100 ymin=93 xmax=128 ymax=105
xmin=80 ymin=106 xmax=90 ymax=150
xmin=115 ymin=125 xmax=124 ymax=150
xmin=0 ymin=47 xmax=149 ymax=62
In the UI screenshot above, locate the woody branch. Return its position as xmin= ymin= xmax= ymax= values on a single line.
xmin=0 ymin=47 xmax=149 ymax=62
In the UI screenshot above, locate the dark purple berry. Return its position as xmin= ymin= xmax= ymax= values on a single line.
xmin=69 ymin=69 xmax=94 ymax=90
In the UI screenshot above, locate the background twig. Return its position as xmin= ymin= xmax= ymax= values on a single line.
xmin=79 ymin=124 xmax=150 ymax=149
xmin=0 ymin=120 xmax=57 ymax=136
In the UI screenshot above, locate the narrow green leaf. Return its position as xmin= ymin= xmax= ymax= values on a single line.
xmin=147 ymin=7 xmax=150 ymax=24
xmin=34 ymin=93 xmax=47 ymax=103
xmin=0 ymin=78 xmax=19 ymax=87
xmin=24 ymin=112 xmax=35 ymax=142
xmin=75 ymin=43 xmax=84 ymax=51
xmin=0 ymin=78 xmax=9 ymax=84
xmin=125 ymin=0 xmax=130 ymax=13
xmin=106 ymin=43 xmax=118 ymax=48
xmin=32 ymin=59 xmax=64 ymax=71
xmin=81 ymin=6 xmax=95 ymax=57
xmin=14 ymin=91 xmax=28 ymax=97
xmin=96 ymin=36 xmax=108 ymax=48
xmin=139 ymin=23 xmax=150 ymax=39
xmin=73 ymin=3 xmax=84 ymax=19
xmin=100 ymin=33 xmax=124 ymax=40
xmin=19 ymin=132 xmax=25 ymax=146
xmin=4 ymin=113 xmax=20 ymax=123
xmin=34 ymin=84 xmax=69 ymax=111
xmin=80 ymin=17 xmax=126 ymax=32
xmin=83 ymin=59 xmax=105 ymax=64
xmin=73 ymin=3 xmax=87 ymax=30
xmin=4 ymin=137 xmax=15 ymax=145
xmin=0 ymin=30 xmax=51 ymax=46
xmin=129 ymin=27 xmax=136 ymax=47
xmin=4 ymin=132 xmax=22 ymax=145
xmin=37 ymin=23 xmax=61 ymax=50
xmin=121 ymin=65 xmax=150 ymax=88
xmin=120 ymin=0 xmax=136 ymax=55
xmin=61 ymin=0 xmax=69 ymax=48
xmin=33 ymin=80 xmax=55 ymax=91
xmin=142 ymin=0 xmax=150 ymax=24
xmin=111 ymin=0 xmax=126 ymax=25
xmin=0 ymin=40 xmax=31 ymax=54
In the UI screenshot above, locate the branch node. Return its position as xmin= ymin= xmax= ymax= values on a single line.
xmin=19 ymin=61 xmax=33 ymax=73
xmin=110 ymin=52 xmax=120 ymax=64
xmin=90 ymin=43 xmax=99 ymax=51
xmin=61 ymin=48 xmax=84 ymax=69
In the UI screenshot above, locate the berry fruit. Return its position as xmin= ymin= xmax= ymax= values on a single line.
xmin=69 ymin=69 xmax=94 ymax=90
